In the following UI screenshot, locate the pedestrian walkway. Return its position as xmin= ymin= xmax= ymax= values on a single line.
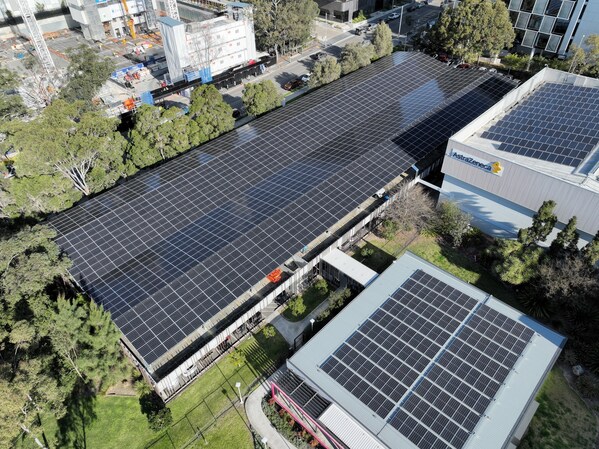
xmin=246 ymin=378 xmax=298 ymax=449
xmin=270 ymin=299 xmax=330 ymax=345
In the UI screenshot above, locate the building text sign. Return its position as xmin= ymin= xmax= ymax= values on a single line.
xmin=449 ymin=150 xmax=504 ymax=176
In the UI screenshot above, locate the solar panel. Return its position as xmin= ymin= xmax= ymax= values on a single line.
xmin=481 ymin=83 xmax=599 ymax=167
xmin=49 ymin=54 xmax=516 ymax=369
xmin=320 ymin=269 xmax=535 ymax=449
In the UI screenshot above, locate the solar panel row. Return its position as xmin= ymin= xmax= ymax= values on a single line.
xmin=321 ymin=269 xmax=535 ymax=449
xmin=481 ymin=83 xmax=599 ymax=167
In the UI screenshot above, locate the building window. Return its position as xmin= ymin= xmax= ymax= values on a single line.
xmin=539 ymin=16 xmax=556 ymax=33
xmin=546 ymin=34 xmax=562 ymax=52
xmin=515 ymin=12 xmax=531 ymax=29
xmin=522 ymin=29 xmax=538 ymax=47
xmin=528 ymin=15 xmax=543 ymax=31
xmin=557 ymin=0 xmax=575 ymax=19
xmin=532 ymin=0 xmax=549 ymax=14
xmin=508 ymin=0 xmax=523 ymax=11
xmin=546 ymin=0 xmax=562 ymax=16
xmin=520 ymin=0 xmax=535 ymax=12
xmin=552 ymin=18 xmax=569 ymax=34
xmin=536 ymin=33 xmax=550 ymax=49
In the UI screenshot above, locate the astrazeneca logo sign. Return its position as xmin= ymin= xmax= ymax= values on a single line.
xmin=449 ymin=150 xmax=504 ymax=176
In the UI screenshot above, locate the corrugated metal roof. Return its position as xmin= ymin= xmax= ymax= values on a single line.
xmin=322 ymin=249 xmax=378 ymax=287
xmin=319 ymin=404 xmax=387 ymax=449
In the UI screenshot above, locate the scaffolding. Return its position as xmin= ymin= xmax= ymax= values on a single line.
xmin=164 ymin=0 xmax=180 ymax=20
xmin=16 ymin=0 xmax=55 ymax=73
xmin=142 ymin=0 xmax=158 ymax=30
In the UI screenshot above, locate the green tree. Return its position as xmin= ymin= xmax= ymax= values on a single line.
xmin=0 ymin=68 xmax=27 ymax=121
xmin=433 ymin=202 xmax=471 ymax=247
xmin=582 ymin=231 xmax=599 ymax=266
xmin=313 ymin=277 xmax=328 ymax=295
xmin=242 ymin=80 xmax=283 ymax=116
xmin=308 ymin=56 xmax=341 ymax=88
xmin=491 ymin=239 xmax=543 ymax=285
xmin=518 ymin=200 xmax=557 ymax=246
xmin=288 ymin=295 xmax=306 ymax=317
xmin=126 ymin=104 xmax=190 ymax=169
xmin=60 ymin=45 xmax=115 ymax=103
xmin=549 ymin=216 xmax=579 ymax=257
xmin=250 ymin=0 xmax=319 ymax=57
xmin=5 ymin=100 xmax=125 ymax=214
xmin=340 ymin=42 xmax=374 ymax=75
xmin=380 ymin=218 xmax=399 ymax=240
xmin=187 ymin=84 xmax=234 ymax=147
xmin=372 ymin=22 xmax=393 ymax=59
xmin=45 ymin=296 xmax=126 ymax=387
xmin=328 ymin=288 xmax=351 ymax=310
xmin=428 ymin=0 xmax=514 ymax=61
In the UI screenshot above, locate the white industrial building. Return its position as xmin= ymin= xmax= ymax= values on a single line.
xmin=158 ymin=1 xmax=256 ymax=83
xmin=66 ymin=0 xmax=157 ymax=41
xmin=440 ymin=68 xmax=599 ymax=245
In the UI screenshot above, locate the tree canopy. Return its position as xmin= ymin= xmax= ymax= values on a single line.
xmin=250 ymin=0 xmax=319 ymax=56
xmin=126 ymin=104 xmax=191 ymax=169
xmin=372 ymin=22 xmax=394 ymax=59
xmin=187 ymin=84 xmax=235 ymax=147
xmin=428 ymin=0 xmax=515 ymax=61
xmin=340 ymin=42 xmax=374 ymax=75
xmin=59 ymin=45 xmax=115 ymax=103
xmin=242 ymin=80 xmax=283 ymax=116
xmin=0 ymin=225 xmax=127 ymax=448
xmin=2 ymin=100 xmax=125 ymax=217
xmin=518 ymin=200 xmax=557 ymax=246
xmin=0 ymin=68 xmax=27 ymax=121
xmin=309 ymin=56 xmax=341 ymax=88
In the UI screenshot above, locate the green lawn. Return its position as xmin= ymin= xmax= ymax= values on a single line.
xmin=519 ymin=368 xmax=597 ymax=449
xmin=21 ymin=329 xmax=287 ymax=449
xmin=282 ymin=282 xmax=329 ymax=322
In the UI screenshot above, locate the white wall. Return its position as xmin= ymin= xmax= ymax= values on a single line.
xmin=159 ymin=18 xmax=189 ymax=83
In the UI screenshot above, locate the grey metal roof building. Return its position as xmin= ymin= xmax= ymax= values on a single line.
xmin=47 ymin=52 xmax=516 ymax=382
xmin=279 ymin=253 xmax=565 ymax=449
xmin=440 ymin=68 xmax=599 ymax=243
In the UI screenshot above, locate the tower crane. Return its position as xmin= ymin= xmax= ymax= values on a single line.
xmin=16 ymin=0 xmax=55 ymax=73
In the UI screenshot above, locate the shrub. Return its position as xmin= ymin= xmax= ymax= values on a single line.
xmin=380 ymin=219 xmax=399 ymax=240
xmin=360 ymin=246 xmax=374 ymax=258
xmin=288 ymin=295 xmax=307 ymax=317
xmin=148 ymin=407 xmax=173 ymax=431
xmin=352 ymin=10 xmax=367 ymax=22
xmin=433 ymin=202 xmax=471 ymax=247
xmin=262 ymin=324 xmax=276 ymax=339
xmin=313 ymin=277 xmax=329 ymax=295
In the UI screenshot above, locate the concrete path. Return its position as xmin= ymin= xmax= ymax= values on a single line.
xmin=270 ymin=300 xmax=330 ymax=345
xmin=246 ymin=379 xmax=298 ymax=449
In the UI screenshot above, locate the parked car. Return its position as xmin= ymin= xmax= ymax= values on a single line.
xmin=407 ymin=4 xmax=418 ymax=12
xmin=388 ymin=12 xmax=400 ymax=20
xmin=300 ymin=73 xmax=311 ymax=83
xmin=283 ymin=78 xmax=304 ymax=91
xmin=354 ymin=27 xmax=367 ymax=35
xmin=310 ymin=52 xmax=328 ymax=61
xmin=456 ymin=63 xmax=471 ymax=69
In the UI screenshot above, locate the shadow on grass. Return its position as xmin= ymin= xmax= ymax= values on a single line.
xmin=56 ymin=381 xmax=97 ymax=449
xmin=353 ymin=241 xmax=395 ymax=273
xmin=243 ymin=332 xmax=289 ymax=381
xmin=436 ymin=242 xmax=522 ymax=311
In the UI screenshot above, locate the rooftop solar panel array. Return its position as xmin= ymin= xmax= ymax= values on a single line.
xmin=320 ymin=270 xmax=534 ymax=449
xmin=48 ymin=53 xmax=515 ymax=368
xmin=481 ymin=83 xmax=599 ymax=167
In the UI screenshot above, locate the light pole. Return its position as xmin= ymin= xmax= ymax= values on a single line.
xmin=310 ymin=318 xmax=315 ymax=332
xmin=235 ymin=381 xmax=243 ymax=404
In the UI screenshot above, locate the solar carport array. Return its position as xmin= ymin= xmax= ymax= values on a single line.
xmin=285 ymin=253 xmax=565 ymax=449
xmin=48 ymin=52 xmax=516 ymax=373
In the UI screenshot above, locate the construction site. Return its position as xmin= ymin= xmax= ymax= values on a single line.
xmin=0 ymin=0 xmax=265 ymax=116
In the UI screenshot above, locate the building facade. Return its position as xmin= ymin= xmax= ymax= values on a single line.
xmin=505 ymin=0 xmax=599 ymax=57
xmin=316 ymin=0 xmax=391 ymax=22
xmin=66 ymin=0 xmax=156 ymax=41
xmin=159 ymin=2 xmax=256 ymax=83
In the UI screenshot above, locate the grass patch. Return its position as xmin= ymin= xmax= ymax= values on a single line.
xmin=20 ymin=330 xmax=287 ymax=449
xmin=282 ymin=282 xmax=329 ymax=322
xmin=519 ymin=368 xmax=597 ymax=449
